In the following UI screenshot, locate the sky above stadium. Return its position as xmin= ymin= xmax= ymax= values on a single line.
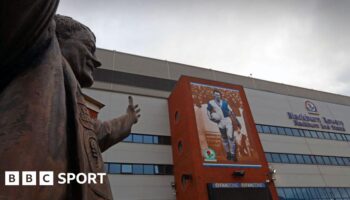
xmin=58 ymin=0 xmax=350 ymax=96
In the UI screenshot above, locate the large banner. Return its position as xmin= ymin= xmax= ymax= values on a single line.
xmin=190 ymin=82 xmax=259 ymax=166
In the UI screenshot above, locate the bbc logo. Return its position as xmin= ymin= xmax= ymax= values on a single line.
xmin=5 ymin=171 xmax=53 ymax=186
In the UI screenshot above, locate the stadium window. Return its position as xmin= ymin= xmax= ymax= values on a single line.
xmin=143 ymin=135 xmax=153 ymax=144
xmin=345 ymin=134 xmax=350 ymax=141
xmin=287 ymin=154 xmax=297 ymax=164
xmin=262 ymin=125 xmax=270 ymax=133
xmin=335 ymin=134 xmax=344 ymax=141
xmin=317 ymin=187 xmax=331 ymax=199
xmin=121 ymin=164 xmax=132 ymax=174
xmin=271 ymin=153 xmax=281 ymax=163
xmin=300 ymin=188 xmax=311 ymax=199
xmin=284 ymin=128 xmax=292 ymax=136
xmin=265 ymin=153 xmax=273 ymax=162
xmin=323 ymin=132 xmax=331 ymax=140
xmin=283 ymin=188 xmax=295 ymax=199
xmin=109 ymin=163 xmax=121 ymax=174
xmin=292 ymin=188 xmax=304 ymax=199
xmin=336 ymin=157 xmax=345 ymax=166
xmin=143 ymin=165 xmax=154 ymax=175
xmin=323 ymin=156 xmax=331 ymax=165
xmin=316 ymin=131 xmax=325 ymax=139
xmin=104 ymin=163 xmax=109 ymax=172
xmin=280 ymin=154 xmax=289 ymax=163
xmin=338 ymin=188 xmax=350 ymax=198
xmin=315 ymin=156 xmax=325 ymax=165
xmin=302 ymin=155 xmax=312 ymax=164
xmin=331 ymin=188 xmax=342 ymax=199
xmin=329 ymin=157 xmax=338 ymax=165
xmin=291 ymin=129 xmax=301 ymax=137
xmin=310 ymin=131 xmax=318 ymax=138
xmin=308 ymin=188 xmax=321 ymax=199
xmin=270 ymin=126 xmax=278 ymax=134
xmin=277 ymin=127 xmax=286 ymax=135
xmin=295 ymin=155 xmax=305 ymax=164
xmin=343 ymin=158 xmax=350 ymax=166
xmin=256 ymin=125 xmax=263 ymax=133
xmin=304 ymin=130 xmax=312 ymax=138
xmin=132 ymin=164 xmax=143 ymax=174
xmin=133 ymin=134 xmax=143 ymax=143
xmin=329 ymin=133 xmax=337 ymax=140
xmin=153 ymin=136 xmax=159 ymax=144
xmin=276 ymin=188 xmax=286 ymax=199
xmin=123 ymin=134 xmax=133 ymax=142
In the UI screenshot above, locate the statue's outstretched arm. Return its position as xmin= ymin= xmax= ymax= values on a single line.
xmin=94 ymin=96 xmax=141 ymax=152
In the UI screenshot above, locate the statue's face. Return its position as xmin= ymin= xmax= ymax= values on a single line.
xmin=60 ymin=30 xmax=101 ymax=87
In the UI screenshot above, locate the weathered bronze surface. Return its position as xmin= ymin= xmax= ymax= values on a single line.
xmin=0 ymin=1 xmax=140 ymax=199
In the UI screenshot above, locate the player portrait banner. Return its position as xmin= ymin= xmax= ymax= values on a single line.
xmin=190 ymin=82 xmax=260 ymax=167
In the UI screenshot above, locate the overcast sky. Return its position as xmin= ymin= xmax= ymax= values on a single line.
xmin=58 ymin=0 xmax=350 ymax=96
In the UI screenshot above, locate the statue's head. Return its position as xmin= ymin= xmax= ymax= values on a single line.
xmin=55 ymin=14 xmax=101 ymax=88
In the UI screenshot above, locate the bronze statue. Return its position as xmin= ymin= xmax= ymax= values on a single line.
xmin=0 ymin=2 xmax=140 ymax=200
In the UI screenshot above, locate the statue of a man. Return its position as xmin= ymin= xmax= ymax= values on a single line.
xmin=0 ymin=2 xmax=139 ymax=200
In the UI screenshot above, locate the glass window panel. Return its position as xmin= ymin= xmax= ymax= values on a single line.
xmin=270 ymin=126 xmax=278 ymax=134
xmin=317 ymin=131 xmax=325 ymax=139
xmin=325 ymin=188 xmax=335 ymax=199
xmin=323 ymin=156 xmax=331 ymax=165
xmin=335 ymin=134 xmax=344 ymax=141
xmin=330 ymin=157 xmax=338 ymax=165
xmin=154 ymin=165 xmax=159 ymax=174
xmin=345 ymin=134 xmax=350 ymax=141
xmin=153 ymin=136 xmax=159 ymax=144
xmin=104 ymin=163 xmax=109 ymax=172
xmin=288 ymin=154 xmax=297 ymax=164
xmin=133 ymin=134 xmax=143 ymax=143
xmin=277 ymin=188 xmax=286 ymax=198
xmin=332 ymin=188 xmax=342 ymax=198
xmin=304 ymin=130 xmax=312 ymax=138
xmin=292 ymin=188 xmax=303 ymax=199
xmin=271 ymin=153 xmax=281 ymax=163
xmin=143 ymin=135 xmax=153 ymax=144
xmin=303 ymin=155 xmax=312 ymax=164
xmin=292 ymin=129 xmax=301 ymax=137
xmin=300 ymin=188 xmax=311 ymax=199
xmin=256 ymin=125 xmax=263 ymax=133
xmin=295 ymin=155 xmax=305 ymax=164
xmin=329 ymin=133 xmax=337 ymax=140
xmin=336 ymin=157 xmax=345 ymax=166
xmin=318 ymin=187 xmax=330 ymax=198
xmin=343 ymin=158 xmax=350 ymax=166
xmin=265 ymin=153 xmax=273 ymax=162
xmin=285 ymin=128 xmax=292 ymax=136
xmin=338 ymin=188 xmax=350 ymax=198
xmin=121 ymin=164 xmax=132 ymax=174
xmin=123 ymin=134 xmax=132 ymax=142
xmin=323 ymin=132 xmax=331 ymax=140
xmin=133 ymin=164 xmax=143 ymax=174
xmin=310 ymin=131 xmax=318 ymax=138
xmin=262 ymin=125 xmax=270 ymax=133
xmin=109 ymin=163 xmax=121 ymax=174
xmin=315 ymin=156 xmax=325 ymax=165
xmin=280 ymin=154 xmax=289 ymax=163
xmin=277 ymin=127 xmax=286 ymax=135
xmin=308 ymin=188 xmax=321 ymax=199
xmin=143 ymin=165 xmax=154 ymax=175
xmin=309 ymin=155 xmax=317 ymax=164
xmin=284 ymin=188 xmax=295 ymax=198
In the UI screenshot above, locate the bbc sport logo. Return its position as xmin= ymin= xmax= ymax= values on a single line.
xmin=5 ymin=171 xmax=106 ymax=186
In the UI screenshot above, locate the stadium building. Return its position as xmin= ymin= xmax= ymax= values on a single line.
xmin=83 ymin=48 xmax=350 ymax=200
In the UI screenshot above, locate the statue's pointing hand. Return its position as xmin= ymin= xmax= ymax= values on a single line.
xmin=127 ymin=96 xmax=141 ymax=124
